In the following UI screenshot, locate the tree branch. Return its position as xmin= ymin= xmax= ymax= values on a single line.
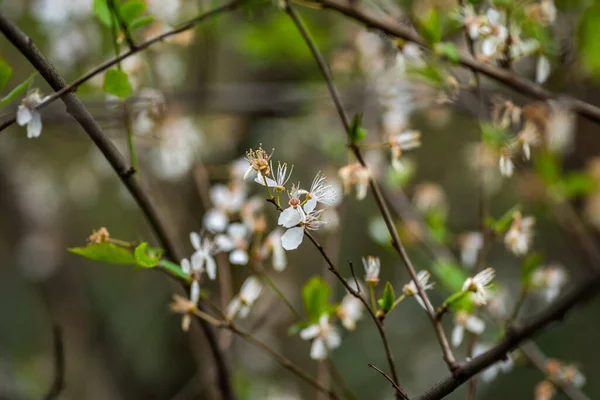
xmin=285 ymin=1 xmax=457 ymax=372
xmin=0 ymin=0 xmax=241 ymax=133
xmin=107 ymin=0 xmax=136 ymax=49
xmin=415 ymin=272 xmax=600 ymax=400
xmin=43 ymin=325 xmax=65 ymax=400
xmin=313 ymin=0 xmax=600 ymax=124
xmin=0 ymin=13 xmax=237 ymax=400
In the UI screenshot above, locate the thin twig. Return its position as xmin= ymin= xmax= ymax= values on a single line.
xmin=368 ymin=363 xmax=405 ymax=395
xmin=0 ymin=13 xmax=237 ymax=400
xmin=348 ymin=260 xmax=361 ymax=294
xmin=0 ymin=0 xmax=241 ymax=133
xmin=43 ymin=325 xmax=65 ymax=400
xmin=107 ymin=0 xmax=136 ymax=49
xmin=312 ymin=0 xmax=600 ymax=124
xmin=303 ymin=231 xmax=409 ymax=400
xmin=285 ymin=1 xmax=457 ymax=372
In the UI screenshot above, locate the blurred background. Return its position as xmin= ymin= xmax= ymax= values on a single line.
xmin=0 ymin=0 xmax=599 ymax=399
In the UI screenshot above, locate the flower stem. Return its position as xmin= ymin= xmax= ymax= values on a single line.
xmin=390 ymin=294 xmax=406 ymax=312
xmin=369 ymin=284 xmax=378 ymax=312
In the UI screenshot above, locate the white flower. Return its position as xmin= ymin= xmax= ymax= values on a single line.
xmin=181 ymin=256 xmax=206 ymax=305
xmin=338 ymin=163 xmax=370 ymax=200
xmin=535 ymin=380 xmax=555 ymax=400
xmin=451 ymin=311 xmax=486 ymax=347
xmin=460 ymin=232 xmax=483 ymax=268
xmin=560 ymin=365 xmax=586 ymax=388
xmin=255 ymin=161 xmax=293 ymax=192
xmin=261 ymin=229 xmax=287 ymax=271
xmin=215 ymin=223 xmax=250 ymax=265
xmin=190 ymin=232 xmax=217 ymax=280
xmin=279 ymin=208 xmax=326 ymax=251
xmin=472 ymin=342 xmax=513 ymax=382
xmin=17 ymin=89 xmax=46 ymax=139
xmin=547 ymin=102 xmax=575 ymax=154
xmin=299 ymin=172 xmax=336 ymax=213
xmin=402 ymin=270 xmax=435 ymax=309
xmin=244 ymin=145 xmax=272 ymax=180
xmin=203 ymin=183 xmax=246 ymax=232
xmin=499 ymin=153 xmax=514 ymax=177
xmin=363 ymin=256 xmax=381 ymax=285
xmin=504 ymin=212 xmax=535 ymax=256
xmin=299 ymin=314 xmax=341 ymax=360
xmin=462 ymin=268 xmax=496 ymax=306
xmin=531 ymin=264 xmax=567 ymax=302
xmin=226 ymin=276 xmax=263 ymax=319
xmin=536 ymin=55 xmax=551 ymax=84
xmin=413 ymin=183 xmax=447 ymax=215
xmin=518 ymin=120 xmax=541 ymax=160
xmin=389 ymin=130 xmax=421 ymax=171
xmin=336 ymin=290 xmax=364 ymax=331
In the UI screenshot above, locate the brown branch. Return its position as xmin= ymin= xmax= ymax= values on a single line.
xmin=285 ymin=1 xmax=457 ymax=372
xmin=314 ymin=0 xmax=600 ymax=124
xmin=43 ymin=325 xmax=65 ymax=400
xmin=368 ymin=363 xmax=405 ymax=395
xmin=0 ymin=13 xmax=237 ymax=400
xmin=415 ymin=272 xmax=600 ymax=400
xmin=0 ymin=0 xmax=241 ymax=133
xmin=303 ymin=231 xmax=408 ymax=400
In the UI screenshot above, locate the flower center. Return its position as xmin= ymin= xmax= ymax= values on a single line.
xmin=289 ymin=198 xmax=301 ymax=208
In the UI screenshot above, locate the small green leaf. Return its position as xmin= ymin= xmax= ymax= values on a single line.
xmin=521 ymin=253 xmax=542 ymax=286
xmin=0 ymin=59 xmax=13 ymax=93
xmin=432 ymin=260 xmax=469 ymax=293
xmin=68 ymin=242 xmax=137 ymax=264
xmin=481 ymin=123 xmax=510 ymax=148
xmin=488 ymin=205 xmax=521 ymax=234
xmin=578 ymin=5 xmax=600 ymax=79
xmin=133 ymin=242 xmax=163 ymax=268
xmin=93 ymin=0 xmax=113 ymax=26
xmin=103 ymin=69 xmax=132 ymax=98
xmin=562 ymin=172 xmax=596 ymax=198
xmin=534 ymin=151 xmax=561 ymax=185
xmin=0 ymin=73 xmax=36 ymax=109
xmin=425 ymin=209 xmax=448 ymax=243
xmin=130 ymin=15 xmax=154 ymax=31
xmin=158 ymin=259 xmax=191 ymax=282
xmin=418 ymin=8 xmax=442 ymax=45
xmin=302 ymin=276 xmax=331 ymax=322
xmin=349 ymin=113 xmax=367 ymax=144
xmin=378 ymin=282 xmax=395 ymax=313
xmin=385 ymin=162 xmax=415 ymax=187
xmin=119 ymin=0 xmax=145 ymax=24
xmin=434 ymin=42 xmax=460 ymax=64
xmin=287 ymin=321 xmax=308 ymax=335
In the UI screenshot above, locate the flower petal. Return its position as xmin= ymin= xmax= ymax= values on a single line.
xmin=536 ymin=56 xmax=551 ymax=84
xmin=16 ymin=105 xmax=32 ymax=126
xmin=190 ymin=280 xmax=200 ymax=304
xmin=310 ymin=338 xmax=327 ymax=360
xmin=227 ymin=223 xmax=248 ymax=241
xmin=190 ymin=232 xmax=201 ymax=251
xmin=205 ymin=255 xmax=217 ymax=280
xmin=452 ymin=325 xmax=464 ymax=347
xmin=466 ymin=315 xmax=485 ymax=334
xmin=303 ymin=197 xmax=317 ymax=214
xmin=230 ymin=249 xmax=249 ymax=265
xmin=299 ymin=324 xmax=320 ymax=340
xmin=203 ymin=209 xmax=229 ymax=232
xmin=215 ymin=234 xmax=235 ymax=252
xmin=278 ymin=207 xmax=303 ymax=228
xmin=181 ymin=258 xmax=190 ymax=275
xmin=27 ymin=111 xmax=42 ymax=138
xmin=281 ymin=227 xmax=304 ymax=250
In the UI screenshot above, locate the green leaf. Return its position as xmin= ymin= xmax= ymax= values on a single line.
xmin=130 ymin=15 xmax=154 ymax=31
xmin=425 ymin=209 xmax=448 ymax=243
xmin=481 ymin=123 xmax=509 ymax=148
xmin=158 ymin=259 xmax=191 ymax=282
xmin=521 ymin=253 xmax=542 ymax=286
xmin=302 ymin=276 xmax=331 ymax=323
xmin=103 ymin=69 xmax=132 ymax=98
xmin=434 ymin=42 xmax=460 ymax=64
xmin=0 ymin=59 xmax=13 ymax=93
xmin=562 ymin=172 xmax=596 ymax=198
xmin=133 ymin=242 xmax=163 ymax=268
xmin=578 ymin=5 xmax=600 ymax=79
xmin=418 ymin=8 xmax=442 ymax=45
xmin=534 ymin=151 xmax=562 ymax=186
xmin=0 ymin=73 xmax=36 ymax=109
xmin=93 ymin=0 xmax=113 ymax=26
xmin=68 ymin=242 xmax=137 ymax=264
xmin=385 ymin=162 xmax=415 ymax=187
xmin=432 ymin=260 xmax=469 ymax=293
xmin=349 ymin=113 xmax=367 ymax=144
xmin=487 ymin=205 xmax=521 ymax=234
xmin=378 ymin=282 xmax=395 ymax=313
xmin=119 ymin=0 xmax=145 ymax=24
xmin=287 ymin=321 xmax=309 ymax=336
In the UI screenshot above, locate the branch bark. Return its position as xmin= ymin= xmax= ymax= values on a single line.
xmin=315 ymin=0 xmax=600 ymax=124
xmin=0 ymin=13 xmax=237 ymax=400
